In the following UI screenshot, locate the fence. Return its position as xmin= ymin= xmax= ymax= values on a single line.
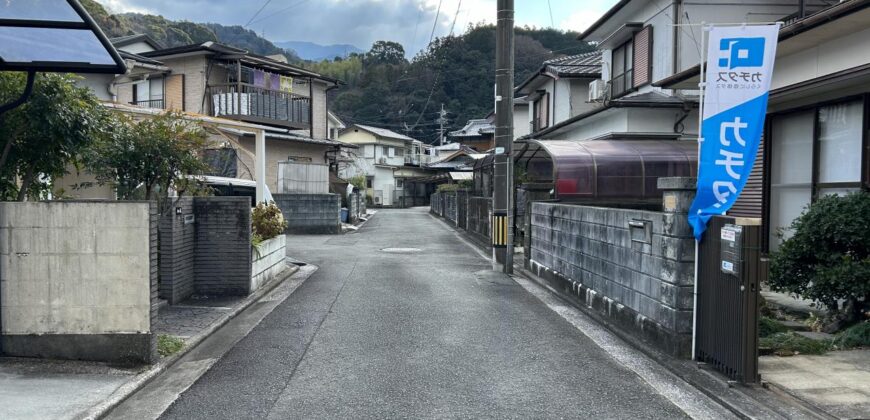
xmin=278 ymin=162 xmax=329 ymax=194
xmin=696 ymin=216 xmax=763 ymax=383
xmin=467 ymin=196 xmax=492 ymax=246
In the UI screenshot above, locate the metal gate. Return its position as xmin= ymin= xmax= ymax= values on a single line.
xmin=695 ymin=216 xmax=764 ymax=384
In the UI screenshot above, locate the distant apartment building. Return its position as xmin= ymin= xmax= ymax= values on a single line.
xmin=338 ymin=124 xmax=433 ymax=206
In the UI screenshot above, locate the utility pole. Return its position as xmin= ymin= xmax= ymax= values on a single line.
xmin=493 ymin=0 xmax=514 ymax=274
xmin=437 ymin=104 xmax=448 ymax=146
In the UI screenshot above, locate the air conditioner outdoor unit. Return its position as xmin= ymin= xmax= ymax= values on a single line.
xmin=378 ymin=157 xmax=388 ymax=164
xmin=588 ymin=79 xmax=606 ymax=102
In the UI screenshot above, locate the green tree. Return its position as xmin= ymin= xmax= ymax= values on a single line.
xmin=83 ymin=112 xmax=209 ymax=210
xmin=364 ymin=41 xmax=407 ymax=66
xmin=770 ymin=192 xmax=870 ymax=323
xmin=0 ymin=72 xmax=107 ymax=201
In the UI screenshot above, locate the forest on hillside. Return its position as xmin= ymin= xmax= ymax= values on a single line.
xmin=82 ymin=0 xmax=592 ymax=143
xmin=81 ymin=0 xmax=301 ymax=61
xmin=309 ymin=25 xmax=594 ymax=143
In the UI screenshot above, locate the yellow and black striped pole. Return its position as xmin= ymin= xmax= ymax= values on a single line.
xmin=492 ymin=213 xmax=509 ymax=248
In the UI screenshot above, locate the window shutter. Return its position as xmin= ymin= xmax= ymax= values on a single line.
xmin=633 ymin=26 xmax=652 ymax=87
xmin=730 ymin=134 xmax=765 ymax=218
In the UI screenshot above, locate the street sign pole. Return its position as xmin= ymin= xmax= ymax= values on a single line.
xmin=493 ymin=0 xmax=514 ymax=273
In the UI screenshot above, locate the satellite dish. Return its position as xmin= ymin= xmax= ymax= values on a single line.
xmin=0 ymin=0 xmax=126 ymax=74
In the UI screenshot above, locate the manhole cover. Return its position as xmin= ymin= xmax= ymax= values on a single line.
xmin=380 ymin=248 xmax=422 ymax=254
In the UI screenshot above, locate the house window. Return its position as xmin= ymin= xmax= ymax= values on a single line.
xmin=609 ymin=26 xmax=652 ymax=97
xmin=366 ymin=177 xmax=373 ymax=188
xmin=388 ymin=147 xmax=395 ymax=158
xmin=611 ymin=40 xmax=634 ymax=97
xmin=533 ymin=92 xmax=550 ymax=131
xmin=768 ymin=98 xmax=866 ymax=250
xmin=132 ymin=78 xmax=165 ymax=109
xmin=363 ymin=145 xmax=374 ymax=158
xmin=396 ymin=179 xmax=404 ymax=189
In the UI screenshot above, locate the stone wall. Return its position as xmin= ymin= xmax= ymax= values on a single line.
xmin=274 ymin=193 xmax=340 ymax=234
xmin=193 ymin=197 xmax=253 ymax=296
xmin=0 ymin=201 xmax=157 ymax=363
xmin=526 ymin=179 xmax=696 ymax=357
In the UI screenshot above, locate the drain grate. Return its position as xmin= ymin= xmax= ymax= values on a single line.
xmin=380 ymin=247 xmax=422 ymax=254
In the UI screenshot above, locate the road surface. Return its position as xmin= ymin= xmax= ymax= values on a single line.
xmin=159 ymin=208 xmax=707 ymax=419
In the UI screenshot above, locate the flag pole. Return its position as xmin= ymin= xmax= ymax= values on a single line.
xmin=691 ymin=22 xmax=708 ymax=362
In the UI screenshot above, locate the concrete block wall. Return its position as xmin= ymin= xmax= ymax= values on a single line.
xmin=159 ymin=197 xmax=195 ymax=304
xmin=193 ymin=197 xmax=253 ymax=296
xmin=528 ymin=201 xmax=696 ymax=357
xmin=0 ymin=201 xmax=157 ymax=363
xmin=274 ymin=193 xmax=340 ymax=234
xmin=251 ymin=235 xmax=286 ymax=291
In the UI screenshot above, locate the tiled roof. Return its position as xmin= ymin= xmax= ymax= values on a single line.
xmin=352 ymin=124 xmax=416 ymax=142
xmin=543 ymin=51 xmax=602 ymax=76
xmin=449 ymin=119 xmax=495 ymax=138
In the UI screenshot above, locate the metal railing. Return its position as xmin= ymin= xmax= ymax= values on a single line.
xmin=208 ymin=83 xmax=311 ymax=128
xmin=130 ymin=99 xmax=165 ymax=109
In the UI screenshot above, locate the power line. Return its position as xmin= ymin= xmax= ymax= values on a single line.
xmin=245 ymin=0 xmax=273 ymax=27
xmin=427 ymin=0 xmax=444 ymax=47
xmin=547 ymin=0 xmax=555 ymax=27
xmin=411 ymin=0 xmax=462 ymax=130
xmin=248 ymin=0 xmax=311 ymax=26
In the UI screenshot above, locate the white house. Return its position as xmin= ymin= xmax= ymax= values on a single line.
xmin=656 ymin=0 xmax=870 ymax=250
xmin=338 ymin=124 xmax=433 ymax=206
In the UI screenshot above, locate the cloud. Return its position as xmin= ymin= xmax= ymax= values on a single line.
xmin=558 ymin=5 xmax=609 ymax=33
xmin=94 ymin=0 xmax=614 ymax=54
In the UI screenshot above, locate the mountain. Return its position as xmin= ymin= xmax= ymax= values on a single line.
xmin=308 ymin=25 xmax=595 ymax=144
xmin=83 ymin=0 xmax=301 ymax=63
xmin=276 ymin=41 xmax=364 ymax=61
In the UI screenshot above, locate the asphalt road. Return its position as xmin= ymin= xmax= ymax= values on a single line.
xmin=160 ymin=208 xmax=695 ymax=419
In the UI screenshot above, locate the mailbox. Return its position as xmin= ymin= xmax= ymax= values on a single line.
xmin=720 ymin=224 xmax=743 ymax=276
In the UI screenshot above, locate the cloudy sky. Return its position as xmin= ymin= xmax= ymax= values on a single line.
xmin=96 ymin=0 xmax=619 ymax=54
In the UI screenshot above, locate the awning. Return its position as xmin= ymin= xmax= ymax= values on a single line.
xmin=515 ymin=139 xmax=698 ymax=203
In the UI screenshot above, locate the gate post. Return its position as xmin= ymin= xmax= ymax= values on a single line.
xmin=696 ymin=216 xmax=763 ymax=384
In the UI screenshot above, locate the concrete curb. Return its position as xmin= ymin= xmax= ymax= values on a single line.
xmin=81 ymin=262 xmax=304 ymax=420
xmin=513 ymin=264 xmax=834 ymax=420
xmin=427 ymin=210 xmax=831 ymax=419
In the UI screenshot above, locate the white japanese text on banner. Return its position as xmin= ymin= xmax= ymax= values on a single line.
xmin=688 ymin=24 xmax=780 ymax=240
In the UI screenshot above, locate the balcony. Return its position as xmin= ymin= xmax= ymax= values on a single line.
xmin=208 ymin=83 xmax=311 ymax=129
xmin=130 ymin=99 xmax=165 ymax=109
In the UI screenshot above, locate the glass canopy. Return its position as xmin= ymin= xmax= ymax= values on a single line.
xmin=515 ymin=139 xmax=698 ymax=204
xmin=0 ymin=0 xmax=126 ymax=73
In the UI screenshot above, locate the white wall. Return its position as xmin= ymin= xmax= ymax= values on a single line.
xmin=121 ymin=41 xmax=157 ymax=55
xmin=543 ymin=107 xmax=697 ymax=141
xmin=77 ymin=74 xmax=114 ymax=101
xmin=680 ymin=1 xmax=797 ymax=73
xmin=0 ymin=202 xmax=152 ymax=335
xmin=513 ymin=103 xmax=530 ymax=139
xmin=773 ymin=26 xmax=870 ymax=91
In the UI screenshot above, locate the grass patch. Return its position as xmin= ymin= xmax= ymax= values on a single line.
xmin=157 ymin=334 xmax=185 ymax=357
xmin=759 ymin=317 xmax=789 ymax=338
xmin=834 ymin=322 xmax=870 ymax=349
xmin=760 ymin=332 xmax=832 ymax=356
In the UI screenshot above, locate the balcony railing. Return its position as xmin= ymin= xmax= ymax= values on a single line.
xmin=208 ymin=83 xmax=311 ymax=129
xmin=130 ymin=99 xmax=165 ymax=109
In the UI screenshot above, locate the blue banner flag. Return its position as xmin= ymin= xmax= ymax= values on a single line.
xmin=688 ymin=25 xmax=780 ymax=240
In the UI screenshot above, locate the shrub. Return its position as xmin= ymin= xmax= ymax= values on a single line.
xmin=252 ymin=201 xmax=287 ymax=240
xmin=759 ymin=317 xmax=789 ymax=338
xmin=760 ymin=332 xmax=832 ymax=356
xmin=769 ymin=192 xmax=870 ymax=320
xmin=835 ymin=322 xmax=870 ymax=349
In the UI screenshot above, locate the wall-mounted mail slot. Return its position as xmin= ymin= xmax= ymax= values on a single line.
xmin=628 ymin=219 xmax=652 ymax=244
